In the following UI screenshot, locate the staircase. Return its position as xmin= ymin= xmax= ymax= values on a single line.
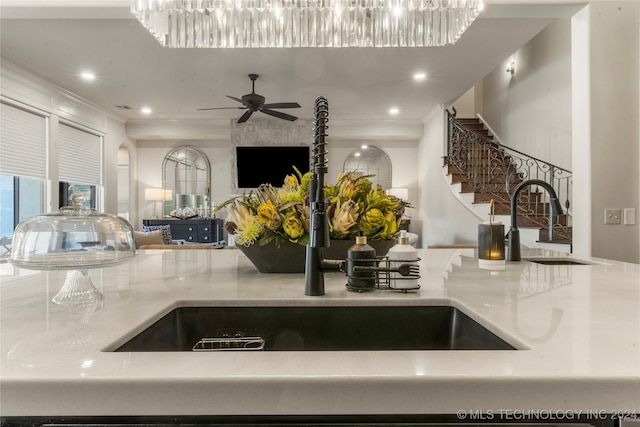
xmin=444 ymin=113 xmax=572 ymax=251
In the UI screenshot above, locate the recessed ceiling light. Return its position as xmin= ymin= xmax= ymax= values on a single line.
xmin=389 ymin=107 xmax=400 ymax=115
xmin=355 ymin=152 xmax=361 ymax=157
xmin=413 ymin=72 xmax=427 ymax=81
xmin=80 ymin=71 xmax=95 ymax=81
xmin=361 ymin=145 xmax=368 ymax=149
xmin=141 ymin=107 xmax=152 ymax=115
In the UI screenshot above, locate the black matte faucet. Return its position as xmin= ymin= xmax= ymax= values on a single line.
xmin=304 ymin=96 xmax=340 ymax=296
xmin=507 ymin=179 xmax=564 ymax=261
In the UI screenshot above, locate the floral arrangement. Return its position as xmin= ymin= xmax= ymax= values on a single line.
xmin=217 ymin=168 xmax=411 ymax=247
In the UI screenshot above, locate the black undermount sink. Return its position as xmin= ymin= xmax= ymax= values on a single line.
xmin=114 ymin=305 xmax=516 ymax=352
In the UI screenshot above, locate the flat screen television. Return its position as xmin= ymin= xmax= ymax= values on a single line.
xmin=236 ymin=146 xmax=310 ymax=188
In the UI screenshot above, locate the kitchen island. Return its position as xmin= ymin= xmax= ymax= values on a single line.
xmin=1 ymin=248 xmax=639 ymax=425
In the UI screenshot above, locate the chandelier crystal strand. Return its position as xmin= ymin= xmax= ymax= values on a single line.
xmin=131 ymin=0 xmax=483 ymax=48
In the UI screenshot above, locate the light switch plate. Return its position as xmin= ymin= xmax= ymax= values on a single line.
xmin=604 ymin=208 xmax=622 ymax=225
xmin=624 ymin=208 xmax=636 ymax=225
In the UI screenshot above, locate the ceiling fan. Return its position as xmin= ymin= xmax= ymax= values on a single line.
xmin=198 ymin=74 xmax=301 ymax=123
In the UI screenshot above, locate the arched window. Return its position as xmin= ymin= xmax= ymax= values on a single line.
xmin=343 ymin=145 xmax=392 ymax=190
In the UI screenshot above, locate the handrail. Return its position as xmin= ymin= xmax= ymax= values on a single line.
xmin=446 ymin=111 xmax=572 ymax=243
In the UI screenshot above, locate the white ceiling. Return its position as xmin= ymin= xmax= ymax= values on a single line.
xmin=0 ymin=1 xmax=585 ymax=124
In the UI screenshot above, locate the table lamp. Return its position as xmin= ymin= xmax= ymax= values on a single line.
xmin=145 ymin=188 xmax=166 ymax=218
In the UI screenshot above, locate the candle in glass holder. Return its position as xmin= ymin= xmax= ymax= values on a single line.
xmin=478 ymin=222 xmax=506 ymax=269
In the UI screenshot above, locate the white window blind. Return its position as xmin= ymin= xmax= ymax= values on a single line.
xmin=0 ymin=101 xmax=47 ymax=179
xmin=58 ymin=123 xmax=102 ymax=185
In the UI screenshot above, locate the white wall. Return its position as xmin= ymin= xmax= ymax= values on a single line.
xmin=571 ymin=5 xmax=592 ymax=261
xmin=105 ymin=117 xmax=136 ymax=219
xmin=451 ymin=87 xmax=476 ymax=118
xmin=481 ymin=19 xmax=573 ymax=171
xmin=418 ymin=106 xmax=479 ymax=248
xmin=117 ymin=146 xmax=131 ymax=220
xmin=584 ymin=1 xmax=639 ymax=263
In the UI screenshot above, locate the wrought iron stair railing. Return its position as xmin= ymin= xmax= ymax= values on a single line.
xmin=446 ymin=111 xmax=572 ymax=244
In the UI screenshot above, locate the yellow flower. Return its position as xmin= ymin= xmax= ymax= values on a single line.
xmin=359 ymin=207 xmax=385 ymax=236
xmin=338 ymin=179 xmax=358 ymax=200
xmin=377 ymin=210 xmax=401 ymax=240
xmin=354 ymin=178 xmax=372 ymax=199
xmin=278 ymin=186 xmax=302 ymax=204
xmin=364 ymin=185 xmax=399 ymax=211
xmin=276 ymin=175 xmax=303 ymax=205
xmin=256 ymin=184 xmax=278 ymax=204
xmin=226 ymin=199 xmax=254 ymax=226
xmin=234 ymin=216 xmax=264 ymax=247
xmin=283 ymin=174 xmax=299 ymax=188
xmin=257 ymin=200 xmax=281 ymax=231
xmin=299 ymin=172 xmax=313 ymax=198
xmin=226 ymin=200 xmax=264 ymax=246
xmin=331 ymin=199 xmax=359 ymax=238
xmin=297 ymin=204 xmax=310 ymax=233
xmin=283 ymin=210 xmax=305 ymax=242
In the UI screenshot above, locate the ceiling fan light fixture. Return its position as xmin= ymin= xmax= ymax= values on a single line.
xmin=130 ymin=0 xmax=483 ymax=48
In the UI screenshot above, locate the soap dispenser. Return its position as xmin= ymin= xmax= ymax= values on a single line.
xmin=345 ymin=235 xmax=377 ymax=291
xmin=388 ymin=230 xmax=419 ymax=289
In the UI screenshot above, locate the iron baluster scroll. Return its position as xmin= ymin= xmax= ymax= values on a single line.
xmin=446 ymin=111 xmax=572 ymax=244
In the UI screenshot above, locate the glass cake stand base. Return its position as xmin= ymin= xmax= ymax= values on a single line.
xmin=52 ymin=269 xmax=103 ymax=307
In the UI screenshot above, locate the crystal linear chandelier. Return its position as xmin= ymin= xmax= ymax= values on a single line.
xmin=131 ymin=0 xmax=483 ymax=48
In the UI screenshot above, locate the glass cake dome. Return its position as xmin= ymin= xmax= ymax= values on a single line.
xmin=10 ymin=192 xmax=136 ymax=306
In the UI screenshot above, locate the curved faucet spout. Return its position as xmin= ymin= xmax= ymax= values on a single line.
xmin=507 ymin=179 xmax=564 ymax=261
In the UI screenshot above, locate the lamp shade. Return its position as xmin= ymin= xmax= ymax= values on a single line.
xmin=145 ymin=188 xmax=165 ymax=201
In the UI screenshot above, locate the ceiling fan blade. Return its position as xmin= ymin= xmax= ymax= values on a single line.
xmin=237 ymin=110 xmax=254 ymax=123
xmin=197 ymin=106 xmax=246 ymax=111
xmin=260 ymin=109 xmax=298 ymax=121
xmin=227 ymin=95 xmax=249 ymax=106
xmin=262 ymin=102 xmax=301 ymax=109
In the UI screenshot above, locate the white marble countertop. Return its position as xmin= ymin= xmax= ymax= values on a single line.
xmin=1 ymin=247 xmax=639 ymax=419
